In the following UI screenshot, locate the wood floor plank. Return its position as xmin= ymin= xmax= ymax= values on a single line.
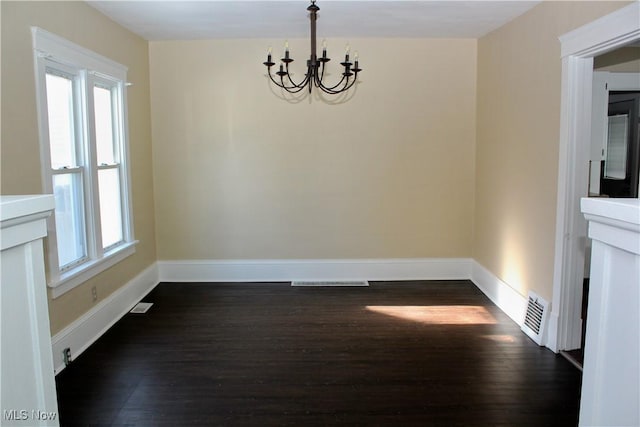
xmin=55 ymin=281 xmax=581 ymax=426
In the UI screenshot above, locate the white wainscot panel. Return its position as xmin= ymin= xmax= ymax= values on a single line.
xmin=580 ymin=198 xmax=640 ymax=427
xmin=1 ymin=195 xmax=59 ymax=426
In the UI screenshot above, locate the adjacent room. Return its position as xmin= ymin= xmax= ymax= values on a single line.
xmin=1 ymin=1 xmax=638 ymax=426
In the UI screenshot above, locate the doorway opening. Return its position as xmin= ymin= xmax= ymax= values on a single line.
xmin=551 ymin=2 xmax=640 ymax=357
xmin=600 ymin=91 xmax=640 ymax=198
xmin=564 ymin=69 xmax=640 ymax=369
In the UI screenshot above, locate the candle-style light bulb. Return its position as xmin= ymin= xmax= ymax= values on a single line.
xmin=345 ymin=43 xmax=350 ymax=61
xmin=322 ymin=39 xmax=327 ymax=58
xmin=264 ymin=45 xmax=276 ymax=67
xmin=284 ymin=40 xmax=290 ymax=59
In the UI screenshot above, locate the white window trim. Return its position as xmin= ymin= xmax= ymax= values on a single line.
xmin=32 ymin=27 xmax=137 ymax=298
xmin=50 ymin=242 xmax=137 ymax=298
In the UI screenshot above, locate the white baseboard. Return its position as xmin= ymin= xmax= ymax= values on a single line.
xmin=545 ymin=311 xmax=560 ymax=353
xmin=158 ymin=258 xmax=473 ymax=282
xmin=470 ymin=260 xmax=527 ymax=326
xmin=51 ymin=263 xmax=159 ymax=375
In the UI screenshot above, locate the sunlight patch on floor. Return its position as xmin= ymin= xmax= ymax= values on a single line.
xmin=365 ymin=305 xmax=497 ymax=325
xmin=482 ymin=334 xmax=516 ymax=343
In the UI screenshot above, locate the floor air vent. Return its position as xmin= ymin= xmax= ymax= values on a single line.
xmin=521 ymin=291 xmax=549 ymax=346
xmin=130 ymin=302 xmax=153 ymax=314
xmin=291 ymin=280 xmax=369 ymax=287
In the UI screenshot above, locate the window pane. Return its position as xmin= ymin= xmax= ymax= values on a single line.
xmin=604 ymin=114 xmax=628 ymax=179
xmin=46 ymin=73 xmax=76 ymax=169
xmin=53 ymin=172 xmax=87 ymax=268
xmin=94 ymin=86 xmax=115 ymax=165
xmin=98 ymin=168 xmax=123 ymax=248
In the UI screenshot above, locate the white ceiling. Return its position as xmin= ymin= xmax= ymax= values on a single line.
xmin=86 ymin=1 xmax=541 ymax=41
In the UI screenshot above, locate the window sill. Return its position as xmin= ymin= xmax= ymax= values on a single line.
xmin=48 ymin=241 xmax=138 ymax=299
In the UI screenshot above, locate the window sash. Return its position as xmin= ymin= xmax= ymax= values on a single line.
xmin=44 ymin=65 xmax=90 ymax=271
xmin=97 ymin=164 xmax=125 ymax=250
xmin=89 ymin=76 xmax=127 ymax=252
xmin=45 ymin=69 xmax=80 ymax=170
xmin=51 ymin=168 xmax=89 ymax=270
xmin=93 ymin=82 xmax=118 ymax=165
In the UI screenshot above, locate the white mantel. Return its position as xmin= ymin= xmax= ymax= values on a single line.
xmin=580 ymin=197 xmax=640 ymax=427
xmin=1 ymin=195 xmax=59 ymax=426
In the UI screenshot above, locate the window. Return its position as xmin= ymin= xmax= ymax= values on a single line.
xmin=33 ymin=28 xmax=136 ymax=298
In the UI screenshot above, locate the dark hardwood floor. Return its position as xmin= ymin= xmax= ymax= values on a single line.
xmin=55 ymin=281 xmax=582 ymax=426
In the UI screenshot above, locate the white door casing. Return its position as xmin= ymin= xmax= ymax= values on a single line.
xmin=549 ymin=2 xmax=640 ymax=353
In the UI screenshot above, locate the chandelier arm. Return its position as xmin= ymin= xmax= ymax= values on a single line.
xmin=318 ymin=61 xmax=327 ymax=82
xmin=316 ymin=74 xmax=348 ymax=92
xmin=285 ymin=62 xmax=312 ymax=89
xmin=266 ymin=66 xmax=311 ymax=93
xmin=281 ymin=71 xmax=311 ymax=94
xmin=300 ymin=66 xmax=314 ymax=88
xmin=267 ymin=70 xmax=290 ymax=89
xmin=337 ymin=76 xmax=359 ymax=93
xmin=318 ymin=84 xmax=347 ymax=95
xmin=315 ymin=69 xmax=341 ymax=90
xmin=283 ymin=82 xmax=309 ymax=94
xmin=268 ymin=70 xmax=307 ymax=94
xmin=318 ymin=75 xmax=358 ymax=95
xmin=319 ymin=82 xmax=357 ymax=105
xmin=281 ymin=77 xmax=310 ymax=93
xmin=338 ymin=77 xmax=358 ymax=92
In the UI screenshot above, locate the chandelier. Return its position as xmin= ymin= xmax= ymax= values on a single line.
xmin=263 ymin=0 xmax=362 ymax=95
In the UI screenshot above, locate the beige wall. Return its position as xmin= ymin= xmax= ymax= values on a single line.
xmin=474 ymin=1 xmax=630 ymax=301
xmin=1 ymin=1 xmax=156 ymax=334
xmin=150 ymin=38 xmax=477 ymax=260
xmin=594 ymin=46 xmax=640 ymax=72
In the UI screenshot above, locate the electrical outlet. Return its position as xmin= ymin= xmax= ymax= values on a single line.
xmin=63 ymin=348 xmax=72 ymax=366
xmin=91 ymin=286 xmax=98 ymax=302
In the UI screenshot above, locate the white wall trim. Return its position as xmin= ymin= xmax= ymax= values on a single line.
xmin=32 ymin=27 xmax=127 ymax=79
xmin=158 ymin=258 xmax=472 ymax=283
xmin=50 ymin=242 xmax=138 ymax=299
xmin=552 ymin=1 xmax=640 ymax=354
xmin=559 ymin=2 xmax=640 ymax=58
xmin=51 ymin=263 xmax=159 ymax=375
xmin=470 ymin=260 xmax=527 ymax=327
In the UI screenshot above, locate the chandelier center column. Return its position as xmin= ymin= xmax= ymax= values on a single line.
xmin=308 ymin=1 xmax=319 ymax=93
